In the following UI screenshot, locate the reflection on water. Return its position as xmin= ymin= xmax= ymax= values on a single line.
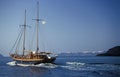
xmin=30 ymin=67 xmax=48 ymax=74
xmin=29 ymin=67 xmax=49 ymax=77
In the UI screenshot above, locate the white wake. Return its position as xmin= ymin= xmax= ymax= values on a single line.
xmin=66 ymin=62 xmax=85 ymax=66
xmin=7 ymin=61 xmax=16 ymax=66
xmin=7 ymin=61 xmax=58 ymax=68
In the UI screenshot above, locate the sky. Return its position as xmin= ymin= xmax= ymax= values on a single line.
xmin=0 ymin=0 xmax=120 ymax=56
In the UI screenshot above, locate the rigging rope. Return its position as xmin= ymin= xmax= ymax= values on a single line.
xmin=39 ymin=25 xmax=46 ymax=52
xmin=29 ymin=24 xmax=46 ymax=52
xmin=15 ymin=28 xmax=24 ymax=54
xmin=9 ymin=28 xmax=24 ymax=55
xmin=29 ymin=25 xmax=36 ymax=51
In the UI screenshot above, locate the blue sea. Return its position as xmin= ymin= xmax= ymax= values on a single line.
xmin=0 ymin=54 xmax=120 ymax=77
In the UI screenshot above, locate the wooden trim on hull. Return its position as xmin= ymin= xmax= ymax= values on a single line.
xmin=11 ymin=56 xmax=56 ymax=65
xmin=12 ymin=57 xmax=44 ymax=62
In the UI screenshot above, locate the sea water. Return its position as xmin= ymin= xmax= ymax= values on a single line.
xmin=0 ymin=55 xmax=120 ymax=77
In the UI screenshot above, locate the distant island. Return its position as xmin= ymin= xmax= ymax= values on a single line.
xmin=97 ymin=46 xmax=120 ymax=56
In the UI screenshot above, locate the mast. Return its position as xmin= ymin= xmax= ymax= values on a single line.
xmin=23 ymin=9 xmax=26 ymax=56
xmin=36 ymin=2 xmax=40 ymax=53
xmin=33 ymin=1 xmax=40 ymax=53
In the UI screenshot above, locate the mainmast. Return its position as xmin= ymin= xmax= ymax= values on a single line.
xmin=37 ymin=2 xmax=39 ymax=52
xmin=33 ymin=1 xmax=40 ymax=53
xmin=36 ymin=2 xmax=39 ymax=53
xmin=33 ymin=2 xmax=42 ymax=53
xmin=23 ymin=9 xmax=27 ymax=56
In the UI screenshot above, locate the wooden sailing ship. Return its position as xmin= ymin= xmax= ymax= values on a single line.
xmin=9 ymin=2 xmax=56 ymax=65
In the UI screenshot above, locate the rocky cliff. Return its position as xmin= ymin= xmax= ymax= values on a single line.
xmin=97 ymin=46 xmax=120 ymax=56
